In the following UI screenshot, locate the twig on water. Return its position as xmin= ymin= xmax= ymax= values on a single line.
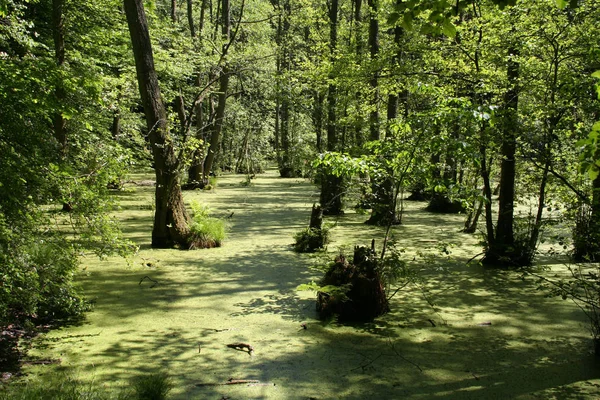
xmin=387 ymin=337 xmax=423 ymax=372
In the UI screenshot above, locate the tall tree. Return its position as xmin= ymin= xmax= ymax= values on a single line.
xmin=483 ymin=25 xmax=520 ymax=266
xmin=52 ymin=0 xmax=67 ymax=152
xmin=320 ymin=0 xmax=344 ymax=215
xmin=124 ymin=0 xmax=191 ymax=248
xmin=202 ymin=0 xmax=232 ymax=182
xmin=187 ymin=0 xmax=196 ymax=37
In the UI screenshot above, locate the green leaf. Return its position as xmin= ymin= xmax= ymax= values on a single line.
xmin=402 ymin=12 xmax=414 ymax=31
xmin=555 ymin=0 xmax=567 ymax=8
xmin=589 ymin=166 xmax=600 ymax=181
xmin=387 ymin=12 xmax=401 ymax=26
xmin=442 ymin=20 xmax=457 ymax=38
xmin=592 ymin=71 xmax=600 ymax=79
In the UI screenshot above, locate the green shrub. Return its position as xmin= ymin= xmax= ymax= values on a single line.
xmin=188 ymin=202 xmax=228 ymax=249
xmin=293 ymin=227 xmax=329 ymax=253
xmin=0 ymin=216 xmax=88 ymax=328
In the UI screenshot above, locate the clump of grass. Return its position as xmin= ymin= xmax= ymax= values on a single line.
xmin=0 ymin=373 xmax=112 ymax=400
xmin=131 ymin=372 xmax=172 ymax=400
xmin=0 ymin=371 xmax=172 ymax=400
xmin=188 ymin=202 xmax=228 ymax=249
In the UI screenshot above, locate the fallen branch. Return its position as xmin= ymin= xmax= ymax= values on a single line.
xmin=226 ymin=342 xmax=254 ymax=354
xmin=20 ymin=358 xmax=62 ymax=366
xmin=387 ymin=337 xmax=423 ymax=372
xmin=196 ymin=378 xmax=274 ymax=387
xmin=351 ymin=352 xmax=383 ymax=372
xmin=139 ymin=276 xmax=157 ymax=288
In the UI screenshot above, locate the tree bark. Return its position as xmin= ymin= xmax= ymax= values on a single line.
xmin=313 ymin=91 xmax=324 ymax=153
xmin=199 ymin=0 xmax=207 ymax=36
xmin=187 ymin=0 xmax=196 ymax=37
xmin=171 ymin=0 xmax=178 ymax=22
xmin=124 ymin=0 xmax=191 ymax=248
xmin=320 ymin=0 xmax=344 ymax=215
xmin=52 ymin=0 xmax=67 ymax=152
xmin=202 ymin=0 xmax=231 ymax=181
xmin=483 ymin=44 xmax=519 ymax=266
xmin=203 ymin=67 xmax=229 ymax=181
xmin=367 ymin=0 xmax=379 ymax=141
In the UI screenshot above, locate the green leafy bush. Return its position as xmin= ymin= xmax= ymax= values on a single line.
xmin=293 ymin=227 xmax=329 ymax=253
xmin=0 ymin=217 xmax=88 ymax=328
xmin=188 ymin=202 xmax=228 ymax=249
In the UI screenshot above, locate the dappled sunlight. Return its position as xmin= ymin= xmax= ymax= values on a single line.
xmin=25 ymin=169 xmax=600 ymax=399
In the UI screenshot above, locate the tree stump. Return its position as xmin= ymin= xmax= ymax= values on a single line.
xmin=309 ymin=204 xmax=323 ymax=230
xmin=317 ymin=242 xmax=389 ymax=322
xmin=293 ymin=204 xmax=328 ymax=253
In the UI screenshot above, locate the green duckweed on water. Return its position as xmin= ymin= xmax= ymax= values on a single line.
xmin=19 ymin=170 xmax=600 ymax=399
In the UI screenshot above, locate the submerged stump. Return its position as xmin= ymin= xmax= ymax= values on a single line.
xmin=293 ymin=204 xmax=328 ymax=253
xmin=317 ymin=242 xmax=389 ymax=322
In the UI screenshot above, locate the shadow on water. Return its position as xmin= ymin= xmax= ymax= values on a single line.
xmin=28 ymin=170 xmax=600 ymax=399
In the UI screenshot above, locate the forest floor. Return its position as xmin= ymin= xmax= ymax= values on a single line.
xmin=24 ymin=169 xmax=600 ymax=399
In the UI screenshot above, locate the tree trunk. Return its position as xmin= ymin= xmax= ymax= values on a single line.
xmin=171 ymin=0 xmax=177 ymax=22
xmin=187 ymin=0 xmax=196 ymax=37
xmin=483 ymin=44 xmax=519 ymax=266
xmin=52 ymin=0 xmax=67 ymax=152
xmin=202 ymin=0 xmax=230 ymax=181
xmin=367 ymin=0 xmax=379 ymax=141
xmin=352 ymin=0 xmax=365 ymax=146
xmin=313 ymin=90 xmax=324 ymax=153
xmin=275 ymin=0 xmax=299 ymax=178
xmin=199 ymin=0 xmax=207 ymax=36
xmin=203 ymin=68 xmax=229 ymax=181
xmin=124 ymin=0 xmax=191 ymax=248
xmin=320 ymin=0 xmax=344 ymax=216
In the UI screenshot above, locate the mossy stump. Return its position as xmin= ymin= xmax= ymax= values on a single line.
xmin=317 ymin=243 xmax=389 ymax=322
xmin=293 ymin=204 xmax=328 ymax=253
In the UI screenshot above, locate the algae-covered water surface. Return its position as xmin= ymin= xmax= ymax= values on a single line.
xmin=26 ymin=170 xmax=600 ymax=399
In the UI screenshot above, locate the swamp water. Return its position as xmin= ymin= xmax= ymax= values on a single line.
xmin=25 ymin=170 xmax=600 ymax=399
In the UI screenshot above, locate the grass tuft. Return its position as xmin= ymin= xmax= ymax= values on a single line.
xmin=188 ymin=202 xmax=228 ymax=249
xmin=131 ymin=371 xmax=172 ymax=400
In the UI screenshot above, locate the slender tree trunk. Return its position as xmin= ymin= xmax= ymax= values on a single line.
xmin=313 ymin=91 xmax=324 ymax=153
xmin=199 ymin=0 xmax=207 ymax=36
xmin=202 ymin=0 xmax=231 ymax=181
xmin=352 ymin=0 xmax=364 ymax=145
xmin=187 ymin=0 xmax=196 ymax=37
xmin=124 ymin=0 xmax=190 ymax=248
xmin=320 ymin=0 xmax=344 ymax=215
xmin=484 ymin=43 xmax=519 ymax=266
xmin=52 ymin=0 xmax=67 ymax=152
xmin=275 ymin=0 xmax=298 ymax=177
xmin=187 ymin=100 xmax=205 ymax=183
xmin=480 ymin=122 xmax=495 ymax=246
xmin=203 ymin=68 xmax=229 ymax=181
xmin=590 ymin=173 xmax=600 ymax=261
xmin=171 ymin=0 xmax=177 ymax=22
xmin=367 ymin=0 xmax=379 ymax=141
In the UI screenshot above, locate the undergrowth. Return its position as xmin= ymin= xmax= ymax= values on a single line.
xmin=0 ymin=371 xmax=172 ymax=400
xmin=293 ymin=227 xmax=330 ymax=253
xmin=188 ymin=202 xmax=228 ymax=249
